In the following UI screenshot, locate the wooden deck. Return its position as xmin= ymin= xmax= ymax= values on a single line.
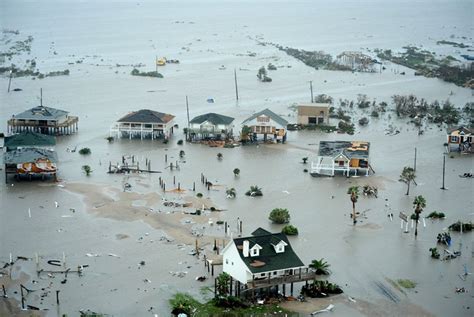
xmin=246 ymin=270 xmax=317 ymax=290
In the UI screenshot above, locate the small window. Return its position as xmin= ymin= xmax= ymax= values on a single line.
xmin=308 ymin=117 xmax=317 ymax=124
xmin=273 ymin=271 xmax=277 ymax=275
xmin=451 ymin=136 xmax=459 ymax=142
xmin=226 ymin=259 xmax=229 ymax=264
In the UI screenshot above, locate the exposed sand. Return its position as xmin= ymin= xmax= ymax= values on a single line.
xmin=62 ymin=182 xmax=223 ymax=246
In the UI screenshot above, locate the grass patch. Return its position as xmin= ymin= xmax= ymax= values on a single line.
xmin=397 ymin=279 xmax=417 ymax=289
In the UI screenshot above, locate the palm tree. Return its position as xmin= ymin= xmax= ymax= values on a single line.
xmin=399 ymin=166 xmax=416 ymax=195
xmin=82 ymin=165 xmax=92 ymax=176
xmin=217 ymin=153 xmax=223 ymax=160
xmin=309 ymin=258 xmax=331 ymax=275
xmin=347 ymin=186 xmax=359 ymax=225
xmin=226 ymin=188 xmax=236 ymax=198
xmin=413 ymin=195 xmax=426 ymax=237
xmin=233 ymin=168 xmax=240 ymax=177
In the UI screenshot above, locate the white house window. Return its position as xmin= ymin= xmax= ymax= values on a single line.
xmin=251 ymin=248 xmax=258 ymax=256
xmin=451 ymin=136 xmax=459 ymax=142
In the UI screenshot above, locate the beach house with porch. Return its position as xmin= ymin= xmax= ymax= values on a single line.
xmin=188 ymin=112 xmax=234 ymax=140
xmin=110 ymin=109 xmax=175 ymax=140
xmin=241 ymin=109 xmax=288 ymax=143
xmin=4 ymin=148 xmax=58 ymax=182
xmin=311 ymin=141 xmax=372 ymax=177
xmin=222 ymin=228 xmax=314 ymax=297
xmin=447 ymin=126 xmax=472 ymax=153
xmin=7 ymin=105 xmax=78 ymax=135
xmin=297 ymin=103 xmax=330 ymax=125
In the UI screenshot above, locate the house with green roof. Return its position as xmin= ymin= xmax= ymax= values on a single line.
xmin=188 ymin=112 xmax=234 ymax=140
xmin=222 ymin=227 xmax=309 ymax=289
xmin=109 ymin=109 xmax=175 ymax=140
xmin=241 ymin=108 xmax=288 ymax=143
xmin=4 ymin=132 xmax=56 ymax=152
xmin=4 ymin=148 xmax=58 ymax=182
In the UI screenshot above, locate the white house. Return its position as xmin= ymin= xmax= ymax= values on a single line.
xmin=110 ymin=109 xmax=175 ymax=140
xmin=311 ymin=140 xmax=371 ymax=177
xmin=188 ymin=112 xmax=234 ymax=140
xmin=222 ymin=228 xmax=305 ymax=285
xmin=241 ymin=108 xmax=288 ymax=143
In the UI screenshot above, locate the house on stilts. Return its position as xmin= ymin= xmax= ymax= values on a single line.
xmin=109 ymin=109 xmax=175 ymax=140
xmin=241 ymin=109 xmax=288 ymax=143
xmin=446 ymin=126 xmax=472 ymax=153
xmin=221 ymin=228 xmax=315 ymax=298
xmin=311 ymin=140 xmax=373 ymax=177
xmin=7 ymin=105 xmax=78 ymax=135
xmin=188 ymin=112 xmax=234 ymax=140
xmin=3 ymin=132 xmax=58 ymax=182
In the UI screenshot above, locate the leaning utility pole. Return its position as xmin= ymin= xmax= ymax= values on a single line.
xmin=309 ymin=80 xmax=314 ymax=103
xmin=234 ymin=69 xmax=239 ymax=101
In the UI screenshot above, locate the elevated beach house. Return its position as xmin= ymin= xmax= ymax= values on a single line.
xmin=110 ymin=109 xmax=175 ymax=140
xmin=241 ymin=108 xmax=288 ymax=143
xmin=297 ymin=103 xmax=330 ymax=125
xmin=447 ymin=126 xmax=472 ymax=153
xmin=311 ymin=141 xmax=372 ymax=177
xmin=188 ymin=112 xmax=234 ymax=140
xmin=7 ymin=105 xmax=78 ymax=135
xmin=222 ymin=228 xmax=314 ymax=296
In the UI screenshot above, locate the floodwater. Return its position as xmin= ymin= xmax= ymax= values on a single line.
xmin=0 ymin=0 xmax=473 ymax=316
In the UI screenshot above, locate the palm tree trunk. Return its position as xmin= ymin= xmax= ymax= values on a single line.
xmin=414 ymin=213 xmax=419 ymax=237
xmin=406 ymin=181 xmax=410 ymax=195
xmin=352 ymin=201 xmax=356 ymax=225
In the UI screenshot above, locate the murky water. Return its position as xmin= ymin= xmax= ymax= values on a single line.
xmin=1 ymin=0 xmax=473 ymax=316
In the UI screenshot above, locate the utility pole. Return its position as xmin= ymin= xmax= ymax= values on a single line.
xmin=40 ymin=88 xmax=43 ymax=106
xmin=186 ymin=96 xmax=190 ymax=141
xmin=155 ymin=55 xmax=158 ymax=73
xmin=441 ymin=154 xmax=447 ymax=190
xmin=309 ymin=80 xmax=314 ymax=103
xmin=234 ymin=69 xmax=239 ymax=101
xmin=414 ymin=147 xmax=417 ymax=172
xmin=7 ymin=70 xmax=12 ymax=92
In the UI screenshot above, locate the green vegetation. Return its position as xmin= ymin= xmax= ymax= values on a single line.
xmin=79 ymin=311 xmax=107 ymax=317
xmin=448 ymin=221 xmax=473 ymax=232
xmin=358 ymin=117 xmax=369 ymax=126
xmin=392 ymin=95 xmax=461 ymax=125
xmin=347 ymin=186 xmax=359 ymax=225
xmin=281 ymin=224 xmax=299 ymax=235
xmin=217 ymin=153 xmax=223 ymax=160
xmin=399 ymin=166 xmax=416 ymax=195
xmin=427 ymin=211 xmax=446 ymax=219
xmin=397 ymin=279 xmax=417 ymax=289
xmin=309 ymin=258 xmax=331 ymax=275
xmin=179 ymin=150 xmax=185 ymax=158
xmin=105 ymin=136 xmax=114 ymax=142
xmin=429 ymin=247 xmax=440 ymax=259
xmin=436 ymin=40 xmax=469 ymax=48
xmin=267 ymin=63 xmax=277 ymax=70
xmin=130 ymin=68 xmax=163 ymax=78
xmin=196 ymin=193 xmax=203 ymax=198
xmin=245 ymin=185 xmax=263 ymax=197
xmin=302 ymin=157 xmax=308 ymax=164
xmin=301 ymin=280 xmax=342 ymax=298
xmin=257 ymin=66 xmax=272 ymax=82
xmin=78 ymin=147 xmax=91 ymax=155
xmin=169 ymin=292 xmax=292 ymax=317
xmin=268 ymin=208 xmax=290 ymax=224
xmin=233 ymin=168 xmax=240 ymax=176
xmin=338 ymin=121 xmax=355 ymax=135
xmin=413 ymin=195 xmax=427 ymax=237
xmin=82 ymin=165 xmax=92 ymax=176
xmin=376 ymin=46 xmax=473 ymax=87
xmin=276 ymin=46 xmax=351 ymax=71
xmin=226 ymin=188 xmax=236 ymax=198
xmin=177 ymin=139 xmax=184 ymax=145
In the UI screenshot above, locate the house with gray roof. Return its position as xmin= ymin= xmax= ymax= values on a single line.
xmin=4 ymin=148 xmax=58 ymax=182
xmin=241 ymin=108 xmax=289 ymax=143
xmin=222 ymin=227 xmax=310 ymax=290
xmin=311 ymin=141 xmax=372 ymax=177
xmin=109 ymin=109 xmax=175 ymax=140
xmin=188 ymin=112 xmax=234 ymax=140
xmin=7 ymin=105 xmax=78 ymax=135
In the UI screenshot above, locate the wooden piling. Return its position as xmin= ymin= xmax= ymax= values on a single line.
xmin=165 ymin=154 xmax=167 ymax=163
xmin=193 ymin=182 xmax=195 ymax=191
xmin=56 ymin=290 xmax=60 ymax=305
xmin=2 ymin=285 xmax=6 ymax=298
